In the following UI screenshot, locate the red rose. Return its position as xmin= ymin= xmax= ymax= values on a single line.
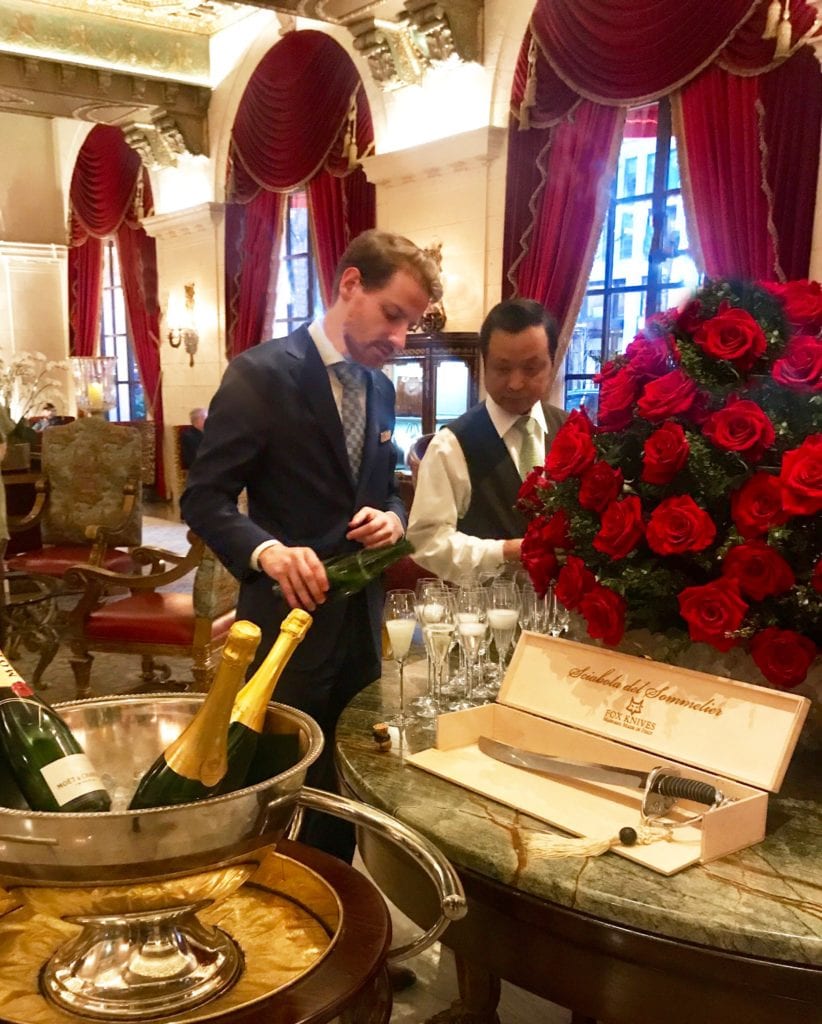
xmin=637 ymin=369 xmax=699 ymax=422
xmin=541 ymin=509 xmax=573 ymax=549
xmin=750 ymin=628 xmax=818 ymax=689
xmin=579 ymin=584 xmax=626 ymax=646
xmin=554 ymin=555 xmax=597 ymax=611
xmin=641 ymin=422 xmax=690 ymax=485
xmin=596 ymin=367 xmax=638 ymax=432
xmin=676 ymin=298 xmax=706 ymax=336
xmin=702 ymin=399 xmax=775 ymax=463
xmin=646 ymin=495 xmax=716 ymax=555
xmin=677 ymin=579 xmax=749 ymax=652
xmin=771 ymin=335 xmax=822 ymax=392
xmin=730 ymin=472 xmax=788 ymax=538
xmin=721 ymin=540 xmax=795 ymax=601
xmin=780 ymin=435 xmax=822 ymax=516
xmin=593 ymin=495 xmax=644 ymax=559
xmin=546 ymin=413 xmax=597 ymax=482
xmin=578 ymin=461 xmax=624 ymax=513
xmin=693 ymin=303 xmax=767 ymax=372
xmin=813 ymin=559 xmax=822 ymax=594
xmin=624 ymin=334 xmax=674 ymax=382
xmin=521 ymin=517 xmax=559 ymax=597
xmin=517 ymin=466 xmax=551 ymax=515
xmin=763 ymin=279 xmax=822 ymax=333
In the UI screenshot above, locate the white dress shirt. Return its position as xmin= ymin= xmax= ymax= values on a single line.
xmin=406 ymin=397 xmax=548 ymax=582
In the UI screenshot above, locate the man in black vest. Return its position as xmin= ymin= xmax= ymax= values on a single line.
xmin=407 ymin=298 xmax=566 ymax=581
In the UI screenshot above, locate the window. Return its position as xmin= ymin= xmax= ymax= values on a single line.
xmin=99 ymin=240 xmax=145 ymax=420
xmin=268 ymin=192 xmax=324 ymax=337
xmin=564 ymin=99 xmax=700 ymax=418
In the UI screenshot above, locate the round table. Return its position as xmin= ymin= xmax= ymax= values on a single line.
xmin=0 ymin=571 xmax=70 ymax=687
xmin=336 ymin=670 xmax=822 ymax=1024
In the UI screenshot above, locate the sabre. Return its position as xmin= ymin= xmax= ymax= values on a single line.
xmin=478 ymin=736 xmax=727 ymax=819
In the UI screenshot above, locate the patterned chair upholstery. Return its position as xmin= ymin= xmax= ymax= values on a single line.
xmin=7 ymin=416 xmax=142 ymax=577
xmin=65 ymin=533 xmax=239 ymax=697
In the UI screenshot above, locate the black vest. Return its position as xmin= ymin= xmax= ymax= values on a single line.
xmin=450 ymin=404 xmax=529 ymax=540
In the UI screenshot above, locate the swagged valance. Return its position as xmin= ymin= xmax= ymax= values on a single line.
xmin=503 ymin=0 xmax=822 ymax=367
xmin=224 ymin=30 xmax=375 ymax=356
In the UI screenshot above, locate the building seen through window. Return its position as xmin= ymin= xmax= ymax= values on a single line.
xmin=100 ymin=239 xmax=145 ymax=421
xmin=267 ymin=191 xmax=324 ymax=338
xmin=564 ymin=99 xmax=701 ymax=418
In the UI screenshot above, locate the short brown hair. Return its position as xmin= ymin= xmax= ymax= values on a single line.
xmin=332 ymin=229 xmax=443 ymax=303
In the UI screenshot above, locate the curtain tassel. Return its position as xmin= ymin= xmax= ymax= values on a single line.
xmin=346 ymin=95 xmax=359 ymax=171
xmin=518 ymin=34 xmax=538 ymax=131
xmin=762 ymin=0 xmax=782 ymax=38
xmin=775 ymin=3 xmax=793 ymax=57
xmin=134 ymin=175 xmax=145 ymax=221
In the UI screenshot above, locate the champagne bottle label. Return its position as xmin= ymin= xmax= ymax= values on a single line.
xmin=40 ymin=753 xmax=107 ymax=808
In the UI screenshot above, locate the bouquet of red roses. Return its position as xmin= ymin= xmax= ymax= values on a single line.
xmin=518 ymin=278 xmax=822 ymax=690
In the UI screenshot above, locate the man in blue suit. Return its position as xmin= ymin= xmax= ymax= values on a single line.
xmin=182 ymin=230 xmax=440 ymax=862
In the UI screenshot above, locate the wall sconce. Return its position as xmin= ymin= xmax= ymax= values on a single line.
xmin=167 ymin=282 xmax=199 ymax=367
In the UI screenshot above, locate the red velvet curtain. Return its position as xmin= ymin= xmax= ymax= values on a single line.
xmin=225 ymin=30 xmax=375 ymax=356
xmin=504 ymin=0 xmax=822 ymax=351
xmin=68 ymin=125 xmax=166 ymax=496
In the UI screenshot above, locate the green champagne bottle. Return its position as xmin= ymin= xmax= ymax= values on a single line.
xmin=271 ymin=537 xmax=414 ymax=605
xmin=128 ymin=620 xmax=262 ymax=810
xmin=0 ymin=735 xmax=31 ymax=811
xmin=218 ymin=609 xmax=313 ymax=794
xmin=0 ymin=650 xmax=111 ymax=812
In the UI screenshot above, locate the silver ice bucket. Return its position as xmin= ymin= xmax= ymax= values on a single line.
xmin=0 ymin=693 xmax=465 ymax=1021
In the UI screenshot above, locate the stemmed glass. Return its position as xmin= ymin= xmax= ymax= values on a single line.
xmin=545 ymin=585 xmax=571 ymax=638
xmin=419 ymin=588 xmax=455 ymax=716
xmin=384 ymin=589 xmax=416 ymax=728
xmin=451 ymin=587 xmax=488 ymax=712
xmin=413 ymin=579 xmax=451 ymax=719
xmin=483 ymin=580 xmax=520 ymax=693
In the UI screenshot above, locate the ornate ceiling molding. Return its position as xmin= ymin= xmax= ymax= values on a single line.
xmin=0 ymin=51 xmax=209 ymax=160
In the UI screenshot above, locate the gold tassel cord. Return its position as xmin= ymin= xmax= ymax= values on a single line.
xmin=763 ymin=0 xmax=782 ymax=39
xmin=346 ymin=95 xmax=359 ymax=171
xmin=519 ymin=34 xmax=538 ymax=132
xmin=775 ymin=3 xmax=793 ymax=57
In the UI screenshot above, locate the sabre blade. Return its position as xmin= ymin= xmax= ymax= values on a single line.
xmin=478 ymin=736 xmax=648 ymax=792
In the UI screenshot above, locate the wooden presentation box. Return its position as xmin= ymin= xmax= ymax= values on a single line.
xmin=408 ymin=632 xmax=810 ymax=875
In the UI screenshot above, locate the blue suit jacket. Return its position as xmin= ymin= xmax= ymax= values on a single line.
xmin=181 ymin=325 xmax=406 ymax=670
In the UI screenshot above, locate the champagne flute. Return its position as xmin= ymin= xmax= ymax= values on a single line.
xmin=421 ymin=590 xmax=455 ymax=716
xmin=414 ymin=579 xmax=450 ymax=718
xmin=451 ymin=587 xmax=488 ymax=712
xmin=485 ymin=580 xmax=520 ymax=690
xmin=384 ymin=589 xmax=417 ymax=729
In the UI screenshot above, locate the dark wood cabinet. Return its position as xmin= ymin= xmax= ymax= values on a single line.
xmin=382 ymin=331 xmax=480 ymax=472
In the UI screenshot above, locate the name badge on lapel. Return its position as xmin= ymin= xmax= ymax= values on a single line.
xmin=379 ymin=430 xmax=392 ymax=444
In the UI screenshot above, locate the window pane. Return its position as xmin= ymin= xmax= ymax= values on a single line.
xmin=618 ymin=155 xmax=638 ymax=198
xmin=609 ymin=290 xmax=646 ymax=358
xmin=287 ymin=256 xmax=309 ymax=320
xmin=113 ymin=291 xmax=127 ymax=335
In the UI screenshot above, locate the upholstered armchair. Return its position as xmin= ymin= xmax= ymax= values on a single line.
xmin=65 ymin=533 xmax=239 ymax=698
xmin=7 ymin=416 xmax=142 ymax=577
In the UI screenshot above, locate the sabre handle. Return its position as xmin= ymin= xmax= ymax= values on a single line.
xmin=651 ymin=772 xmax=724 ymax=807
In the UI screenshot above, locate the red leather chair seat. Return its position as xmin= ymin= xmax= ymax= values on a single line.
xmin=83 ymin=592 xmax=236 ymax=644
xmin=8 ymin=546 xmax=136 ymax=577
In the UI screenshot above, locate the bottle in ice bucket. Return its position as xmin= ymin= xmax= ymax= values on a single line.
xmin=129 ymin=621 xmax=262 ymax=809
xmin=271 ymin=537 xmax=414 ymax=604
xmin=218 ymin=608 xmax=313 ymax=794
xmin=0 ymin=649 xmax=111 ymax=812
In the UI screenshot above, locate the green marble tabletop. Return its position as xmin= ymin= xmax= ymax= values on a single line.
xmin=336 ymin=658 xmax=822 ymax=968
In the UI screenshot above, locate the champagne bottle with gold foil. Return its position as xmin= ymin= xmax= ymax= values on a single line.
xmin=0 ymin=650 xmax=110 ymax=812
xmin=218 ymin=609 xmax=313 ymax=794
xmin=128 ymin=621 xmax=262 ymax=810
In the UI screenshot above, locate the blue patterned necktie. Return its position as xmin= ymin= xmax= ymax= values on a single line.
xmin=516 ymin=415 xmax=543 ymax=480
xmin=332 ymin=361 xmax=367 ymax=479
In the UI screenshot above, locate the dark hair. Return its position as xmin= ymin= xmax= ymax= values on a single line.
xmin=479 ymin=299 xmax=559 ymax=361
xmin=332 ymin=229 xmax=442 ymax=303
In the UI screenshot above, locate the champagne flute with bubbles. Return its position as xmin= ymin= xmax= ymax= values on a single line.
xmin=421 ymin=589 xmax=455 ymax=715
xmin=486 ymin=580 xmax=520 ymax=681
xmin=451 ymin=587 xmax=488 ymax=712
xmin=414 ymin=579 xmax=450 ymax=718
xmin=384 ymin=589 xmax=417 ymax=728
